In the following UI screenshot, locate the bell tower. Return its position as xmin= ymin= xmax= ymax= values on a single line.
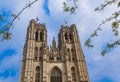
xmin=20 ymin=19 xmax=47 ymax=82
xmin=58 ymin=24 xmax=90 ymax=82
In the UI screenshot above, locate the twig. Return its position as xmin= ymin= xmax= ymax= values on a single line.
xmin=8 ymin=0 xmax=39 ymax=31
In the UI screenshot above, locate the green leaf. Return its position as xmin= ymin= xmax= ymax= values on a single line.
xmin=63 ymin=2 xmax=70 ymax=12
xmin=118 ymin=2 xmax=120 ymax=7
xmin=84 ymin=39 xmax=94 ymax=48
xmin=70 ymin=7 xmax=75 ymax=14
xmin=115 ymin=40 xmax=120 ymax=45
xmin=91 ymin=30 xmax=98 ymax=37
xmin=63 ymin=2 xmax=67 ymax=6
xmin=11 ymin=14 xmax=17 ymax=17
xmin=114 ymin=12 xmax=119 ymax=18
xmin=63 ymin=7 xmax=70 ymax=12
xmin=101 ymin=49 xmax=107 ymax=56
xmin=95 ymin=7 xmax=99 ymax=11
xmin=112 ymin=21 xmax=119 ymax=29
xmin=113 ymin=30 xmax=119 ymax=36
xmin=106 ymin=43 xmax=114 ymax=49
xmin=101 ymin=39 xmax=120 ymax=56
xmin=2 ymin=32 xmax=12 ymax=41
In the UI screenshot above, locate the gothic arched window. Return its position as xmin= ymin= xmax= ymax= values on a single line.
xmin=39 ymin=47 xmax=42 ymax=61
xmin=34 ymin=47 xmax=38 ymax=61
xmin=35 ymin=31 xmax=38 ymax=41
xmin=65 ymin=33 xmax=68 ymax=41
xmin=71 ymin=49 xmax=76 ymax=62
xmin=51 ymin=67 xmax=62 ymax=82
xmin=35 ymin=66 xmax=40 ymax=82
xmin=40 ymin=32 xmax=43 ymax=42
xmin=69 ymin=33 xmax=73 ymax=42
xmin=67 ymin=48 xmax=70 ymax=61
xmin=71 ymin=67 xmax=76 ymax=81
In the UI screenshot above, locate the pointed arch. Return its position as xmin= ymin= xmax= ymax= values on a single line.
xmin=40 ymin=32 xmax=43 ymax=42
xmin=71 ymin=48 xmax=76 ymax=62
xmin=71 ymin=67 xmax=76 ymax=81
xmin=39 ymin=47 xmax=42 ymax=61
xmin=35 ymin=66 xmax=40 ymax=82
xmin=67 ymin=48 xmax=70 ymax=61
xmin=69 ymin=33 xmax=73 ymax=42
xmin=65 ymin=33 xmax=68 ymax=41
xmin=50 ymin=66 xmax=62 ymax=82
xmin=34 ymin=47 xmax=38 ymax=61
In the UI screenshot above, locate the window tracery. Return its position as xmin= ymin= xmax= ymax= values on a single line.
xmin=71 ymin=67 xmax=76 ymax=81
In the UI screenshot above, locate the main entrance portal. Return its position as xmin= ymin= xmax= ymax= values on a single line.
xmin=50 ymin=67 xmax=62 ymax=82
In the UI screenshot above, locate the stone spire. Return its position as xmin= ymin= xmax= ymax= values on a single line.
xmin=52 ymin=37 xmax=56 ymax=47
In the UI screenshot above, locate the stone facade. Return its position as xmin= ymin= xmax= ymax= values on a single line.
xmin=20 ymin=19 xmax=90 ymax=82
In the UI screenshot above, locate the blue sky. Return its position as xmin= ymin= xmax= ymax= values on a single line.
xmin=0 ymin=0 xmax=120 ymax=82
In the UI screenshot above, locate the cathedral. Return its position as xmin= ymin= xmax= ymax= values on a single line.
xmin=20 ymin=19 xmax=90 ymax=82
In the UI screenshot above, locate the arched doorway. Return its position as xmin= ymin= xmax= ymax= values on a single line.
xmin=50 ymin=67 xmax=62 ymax=82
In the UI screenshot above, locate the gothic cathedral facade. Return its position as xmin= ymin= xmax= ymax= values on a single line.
xmin=20 ymin=19 xmax=90 ymax=82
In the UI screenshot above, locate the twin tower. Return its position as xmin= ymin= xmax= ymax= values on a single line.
xmin=20 ymin=19 xmax=90 ymax=82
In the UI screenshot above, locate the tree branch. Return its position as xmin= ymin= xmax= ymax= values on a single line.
xmin=8 ymin=0 xmax=39 ymax=30
xmin=0 ymin=0 xmax=39 ymax=41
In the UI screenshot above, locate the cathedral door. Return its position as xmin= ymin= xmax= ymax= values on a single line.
xmin=50 ymin=67 xmax=62 ymax=82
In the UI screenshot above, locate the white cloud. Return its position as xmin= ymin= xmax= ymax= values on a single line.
xmin=87 ymin=47 xmax=120 ymax=82
xmin=48 ymin=0 xmax=65 ymax=15
xmin=0 ymin=53 xmax=21 ymax=72
xmin=0 ymin=0 xmax=120 ymax=82
xmin=0 ymin=49 xmax=21 ymax=82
